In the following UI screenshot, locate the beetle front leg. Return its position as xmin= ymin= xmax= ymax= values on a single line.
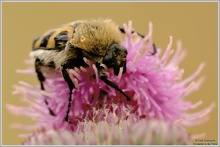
xmin=96 ymin=63 xmax=131 ymax=101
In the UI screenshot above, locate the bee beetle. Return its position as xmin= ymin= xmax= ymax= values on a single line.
xmin=30 ymin=18 xmax=156 ymax=123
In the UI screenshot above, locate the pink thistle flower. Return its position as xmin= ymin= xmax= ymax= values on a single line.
xmin=7 ymin=20 xmax=215 ymax=144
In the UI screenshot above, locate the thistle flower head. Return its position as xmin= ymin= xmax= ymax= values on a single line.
xmin=7 ymin=20 xmax=215 ymax=145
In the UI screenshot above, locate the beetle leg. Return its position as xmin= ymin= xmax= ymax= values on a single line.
xmin=119 ymin=26 xmax=145 ymax=38
xmin=35 ymin=58 xmax=56 ymax=116
xmin=118 ymin=27 xmax=157 ymax=55
xmin=61 ymin=57 xmax=87 ymax=123
xmin=96 ymin=63 xmax=131 ymax=101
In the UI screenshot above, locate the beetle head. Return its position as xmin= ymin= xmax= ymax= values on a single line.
xmin=103 ymin=43 xmax=128 ymax=75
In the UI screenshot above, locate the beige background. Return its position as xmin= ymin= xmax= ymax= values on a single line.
xmin=2 ymin=2 xmax=218 ymax=145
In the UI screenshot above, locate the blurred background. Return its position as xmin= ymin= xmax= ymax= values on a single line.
xmin=2 ymin=2 xmax=218 ymax=145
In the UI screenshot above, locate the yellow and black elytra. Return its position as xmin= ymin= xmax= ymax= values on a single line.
xmin=30 ymin=18 xmax=157 ymax=123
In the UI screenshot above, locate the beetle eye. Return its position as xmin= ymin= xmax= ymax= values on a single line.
xmin=103 ymin=43 xmax=128 ymax=75
xmin=103 ymin=51 xmax=114 ymax=68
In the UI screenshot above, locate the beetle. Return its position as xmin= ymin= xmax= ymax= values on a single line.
xmin=30 ymin=18 xmax=156 ymax=123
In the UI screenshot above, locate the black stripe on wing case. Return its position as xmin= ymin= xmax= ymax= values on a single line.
xmin=40 ymin=31 xmax=55 ymax=47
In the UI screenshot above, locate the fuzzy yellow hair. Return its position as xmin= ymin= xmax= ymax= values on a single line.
xmin=70 ymin=18 xmax=122 ymax=56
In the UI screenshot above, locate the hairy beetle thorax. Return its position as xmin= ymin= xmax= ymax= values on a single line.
xmin=70 ymin=19 xmax=122 ymax=60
